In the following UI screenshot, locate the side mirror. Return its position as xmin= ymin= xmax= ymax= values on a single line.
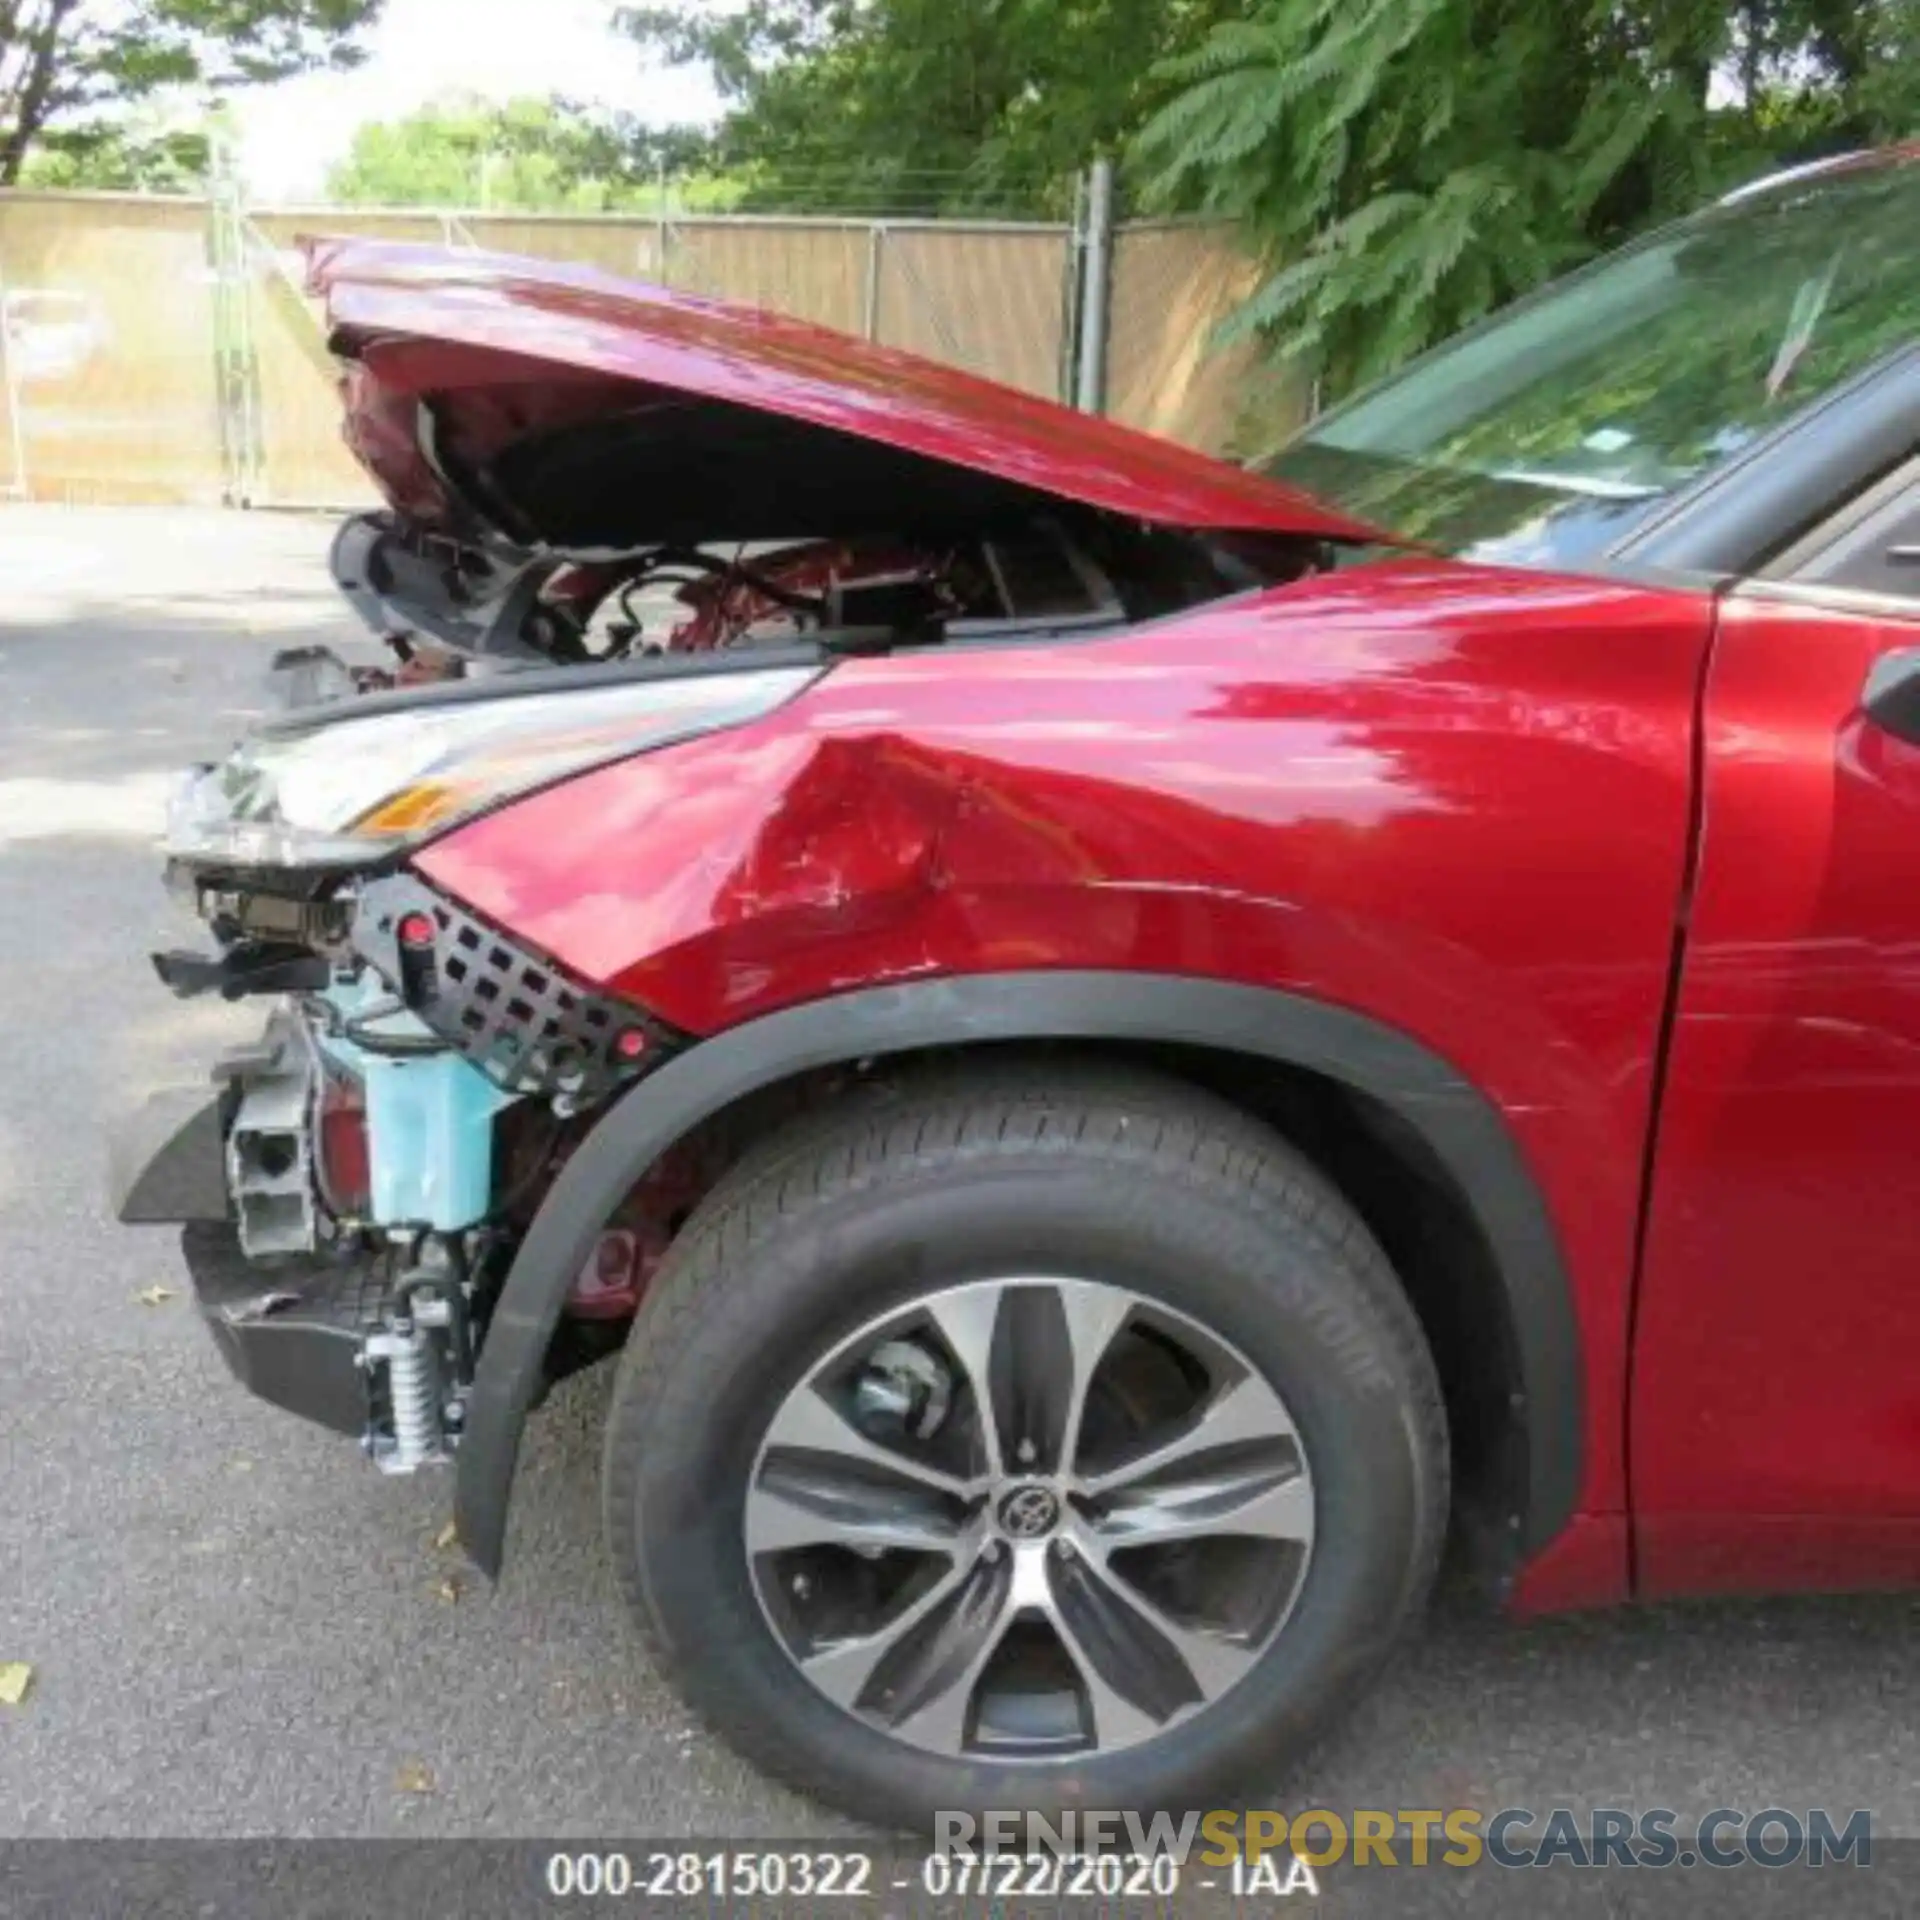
xmin=1863 ymin=648 xmax=1920 ymax=746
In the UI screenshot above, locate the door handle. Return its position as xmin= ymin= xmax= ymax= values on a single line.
xmin=1863 ymin=648 xmax=1920 ymax=745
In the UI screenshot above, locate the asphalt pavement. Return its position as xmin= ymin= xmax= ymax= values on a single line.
xmin=1 ymin=506 xmax=1916 ymax=1855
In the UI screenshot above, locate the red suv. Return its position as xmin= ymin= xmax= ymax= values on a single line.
xmin=117 ymin=148 xmax=1920 ymax=1826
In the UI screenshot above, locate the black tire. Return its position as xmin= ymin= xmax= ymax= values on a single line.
xmin=602 ymin=1059 xmax=1448 ymax=1828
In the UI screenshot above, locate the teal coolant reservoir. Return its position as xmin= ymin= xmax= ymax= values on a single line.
xmin=316 ymin=978 xmax=515 ymax=1232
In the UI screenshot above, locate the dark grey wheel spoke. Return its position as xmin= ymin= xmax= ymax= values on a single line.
xmin=1087 ymin=1454 xmax=1313 ymax=1549
xmin=930 ymin=1278 xmax=1134 ymax=1477
xmin=1053 ymin=1281 xmax=1137 ymax=1476
xmin=747 ymin=1451 xmax=972 ymax=1557
xmin=746 ymin=1277 xmax=1314 ymax=1763
xmin=1083 ymin=1374 xmax=1303 ymax=1498
xmin=1056 ymin=1541 xmax=1264 ymax=1703
xmin=921 ymin=1288 xmax=1007 ymax=1477
xmin=796 ymin=1560 xmax=988 ymax=1712
xmin=758 ymin=1382 xmax=976 ymax=1497
xmin=870 ymin=1557 xmax=1016 ymax=1751
xmin=1051 ymin=1611 xmax=1165 ymax=1749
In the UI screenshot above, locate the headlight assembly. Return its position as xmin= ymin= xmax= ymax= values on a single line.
xmin=165 ymin=665 xmax=818 ymax=869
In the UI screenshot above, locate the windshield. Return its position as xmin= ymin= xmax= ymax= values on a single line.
xmin=1261 ymin=159 xmax=1920 ymax=566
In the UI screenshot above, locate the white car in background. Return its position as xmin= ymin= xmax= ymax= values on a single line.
xmin=2 ymin=288 xmax=110 ymax=385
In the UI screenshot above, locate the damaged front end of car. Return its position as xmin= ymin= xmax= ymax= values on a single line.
xmin=111 ymin=660 xmax=814 ymax=1484
xmin=110 ymin=237 xmax=1387 ymax=1568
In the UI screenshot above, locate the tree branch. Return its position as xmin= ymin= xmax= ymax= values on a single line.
xmin=0 ymin=0 xmax=80 ymax=184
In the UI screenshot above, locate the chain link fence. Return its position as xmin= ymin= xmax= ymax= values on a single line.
xmin=0 ymin=187 xmax=1300 ymax=509
xmin=0 ymin=192 xmax=226 ymax=502
xmin=1109 ymin=220 xmax=1308 ymax=458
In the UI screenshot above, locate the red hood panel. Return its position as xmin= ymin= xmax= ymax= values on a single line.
xmin=305 ymin=238 xmax=1388 ymax=545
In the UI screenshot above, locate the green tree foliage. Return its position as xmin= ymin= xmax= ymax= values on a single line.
xmin=17 ymin=117 xmax=208 ymax=190
xmin=623 ymin=0 xmax=1920 ymax=394
xmin=1134 ymin=0 xmax=1920 ymax=397
xmin=324 ymin=93 xmax=721 ymax=212
xmin=0 ymin=0 xmax=380 ymax=186
xmin=619 ymin=0 xmax=1249 ymax=214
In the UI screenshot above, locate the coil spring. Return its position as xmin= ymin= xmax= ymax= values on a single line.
xmin=386 ymin=1333 xmax=438 ymax=1470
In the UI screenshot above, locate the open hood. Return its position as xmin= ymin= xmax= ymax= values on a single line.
xmin=304 ymin=238 xmax=1389 ymax=552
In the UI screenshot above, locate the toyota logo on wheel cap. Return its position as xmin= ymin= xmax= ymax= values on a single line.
xmin=997 ymin=1483 xmax=1062 ymax=1538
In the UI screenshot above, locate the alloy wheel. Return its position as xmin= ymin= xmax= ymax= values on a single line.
xmin=742 ymin=1276 xmax=1316 ymax=1761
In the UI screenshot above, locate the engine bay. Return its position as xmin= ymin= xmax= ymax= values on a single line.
xmin=327 ymin=506 xmax=1326 ymax=684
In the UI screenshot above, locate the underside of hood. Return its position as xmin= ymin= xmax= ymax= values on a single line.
xmin=304 ymin=238 xmax=1390 ymax=553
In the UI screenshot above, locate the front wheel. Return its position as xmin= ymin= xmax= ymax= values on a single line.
xmin=602 ymin=1062 xmax=1448 ymax=1826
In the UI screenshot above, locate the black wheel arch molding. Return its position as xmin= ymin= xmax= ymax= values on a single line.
xmin=453 ymin=969 xmax=1585 ymax=1584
